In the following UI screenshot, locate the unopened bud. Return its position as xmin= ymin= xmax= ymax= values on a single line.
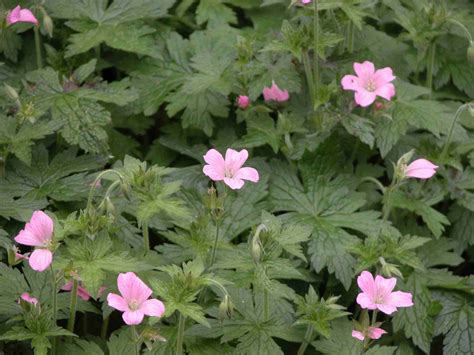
xmin=4 ymin=83 xmax=19 ymax=101
xmin=42 ymin=14 xmax=53 ymax=38
xmin=120 ymin=181 xmax=132 ymax=200
xmin=251 ymin=238 xmax=262 ymax=264
xmin=467 ymin=42 xmax=474 ymax=64
xmin=218 ymin=294 xmax=234 ymax=321
xmin=105 ymin=196 xmax=115 ymax=217
xmin=468 ymin=103 xmax=474 ymax=117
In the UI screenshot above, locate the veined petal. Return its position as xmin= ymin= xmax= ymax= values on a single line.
xmin=368 ymin=327 xmax=387 ymax=339
xmin=354 ymin=90 xmax=377 ymax=107
xmin=373 ymin=67 xmax=396 ymax=87
xmin=107 ymin=293 xmax=129 ymax=312
xmin=117 ymin=272 xmax=152 ymax=304
xmin=351 ymin=330 xmax=365 ymax=341
xmin=375 ymin=83 xmax=396 ymax=101
xmin=15 ymin=230 xmax=44 ymax=247
xmin=6 ymin=6 xmax=21 ymax=25
xmin=375 ymin=275 xmax=397 ymax=298
xmin=388 ymin=291 xmax=413 ymax=308
xmin=203 ymin=149 xmax=225 ymax=167
xmin=24 ymin=211 xmax=53 ymax=245
xmin=77 ymin=285 xmax=91 ymax=301
xmin=29 ymin=249 xmax=53 ymax=272
xmin=140 ymin=299 xmax=165 ymax=317
xmin=341 ymin=75 xmax=363 ymax=92
xmin=203 ymin=164 xmax=225 ymax=181
xmin=353 ymin=61 xmax=375 ymax=81
xmin=376 ymin=303 xmax=397 ymax=315
xmin=356 ymin=292 xmax=377 ymax=310
xmin=224 ymin=177 xmax=245 ymax=190
xmin=225 ymin=149 xmax=248 ymax=173
xmin=18 ymin=9 xmax=38 ymax=25
xmin=234 ymin=167 xmax=259 ymax=183
xmin=357 ymin=271 xmax=376 ymax=295
xmin=122 ymin=310 xmax=144 ymax=325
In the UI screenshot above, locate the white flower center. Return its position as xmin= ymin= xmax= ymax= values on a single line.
xmin=365 ymin=80 xmax=376 ymax=92
xmin=129 ymin=300 xmax=139 ymax=311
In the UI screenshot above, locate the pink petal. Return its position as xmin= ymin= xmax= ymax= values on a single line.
xmin=375 ymin=83 xmax=396 ymax=101
xmin=15 ymin=230 xmax=44 ymax=247
xmin=140 ymin=299 xmax=165 ymax=317
xmin=117 ymin=272 xmax=152 ymax=304
xmin=15 ymin=252 xmax=29 ymax=261
xmin=225 ymin=149 xmax=249 ymax=173
xmin=374 ymin=275 xmax=397 ymax=298
xmin=107 ymin=293 xmax=129 ymax=312
xmin=234 ymin=167 xmax=259 ymax=183
xmin=376 ymin=303 xmax=397 ymax=315
xmin=356 ymin=293 xmax=377 ymax=310
xmin=368 ymin=327 xmax=387 ymax=340
xmin=203 ymin=164 xmax=225 ymax=181
xmin=354 ymin=90 xmax=377 ymax=107
xmin=405 ymin=159 xmax=438 ymax=179
xmin=6 ymin=6 xmax=21 ymax=25
xmin=203 ymin=149 xmax=225 ymax=180
xmin=122 ymin=310 xmax=144 ymax=325
xmin=341 ymin=75 xmax=363 ymax=92
xmin=77 ymin=285 xmax=91 ymax=301
xmin=351 ymin=330 xmax=365 ymax=341
xmin=388 ymin=291 xmax=413 ymax=308
xmin=20 ymin=292 xmax=38 ymax=305
xmin=263 ymin=87 xmax=275 ymax=101
xmin=18 ymin=9 xmax=38 ymax=25
xmin=373 ymin=67 xmax=396 ymax=86
xmin=237 ymin=95 xmax=250 ymax=109
xmin=24 ymin=211 xmax=54 ymax=245
xmin=224 ymin=177 xmax=245 ymax=190
xmin=61 ymin=281 xmax=73 ymax=291
xmin=353 ymin=61 xmax=375 ymax=81
xmin=263 ymin=81 xmax=289 ymax=102
xmin=357 ymin=271 xmax=376 ymax=295
xmin=29 ymin=249 xmax=53 ymax=272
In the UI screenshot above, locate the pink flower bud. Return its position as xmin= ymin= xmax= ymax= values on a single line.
xmin=237 ymin=95 xmax=250 ymax=109
xmin=19 ymin=292 xmax=38 ymax=305
xmin=405 ymin=159 xmax=438 ymax=179
xmin=6 ymin=6 xmax=38 ymax=26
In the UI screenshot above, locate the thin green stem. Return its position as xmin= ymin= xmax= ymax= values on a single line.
xmin=209 ymin=218 xmax=220 ymax=268
xmin=382 ymin=186 xmax=394 ymax=223
xmin=67 ymin=279 xmax=78 ymax=333
xmin=297 ymin=324 xmax=314 ymax=355
xmin=176 ymin=313 xmax=186 ymax=355
xmin=426 ymin=42 xmax=436 ymax=96
xmin=50 ymin=266 xmax=57 ymax=355
xmin=440 ymin=103 xmax=469 ymax=161
xmin=302 ymin=50 xmax=315 ymax=108
xmin=371 ymin=310 xmax=378 ymax=325
xmin=313 ymin=0 xmax=320 ymax=100
xmin=263 ymin=289 xmax=269 ymax=322
xmin=131 ymin=325 xmax=140 ymax=355
xmin=142 ymin=221 xmax=149 ymax=254
xmin=347 ymin=21 xmax=355 ymax=53
xmin=359 ymin=177 xmax=386 ymax=194
xmin=86 ymin=170 xmax=124 ymax=213
xmin=34 ymin=27 xmax=43 ymax=69
xmin=100 ymin=316 xmax=109 ymax=339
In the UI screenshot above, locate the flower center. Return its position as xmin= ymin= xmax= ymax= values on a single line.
xmin=224 ymin=166 xmax=233 ymax=178
xmin=365 ymin=80 xmax=376 ymax=92
xmin=129 ymin=300 xmax=139 ymax=311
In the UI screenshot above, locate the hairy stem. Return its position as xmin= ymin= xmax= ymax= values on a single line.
xmin=302 ymin=50 xmax=315 ymax=108
xmin=142 ymin=221 xmax=150 ymax=254
xmin=426 ymin=42 xmax=436 ymax=96
xmin=440 ymin=103 xmax=469 ymax=161
xmin=34 ymin=27 xmax=43 ymax=69
xmin=67 ymin=279 xmax=78 ymax=333
xmin=263 ymin=289 xmax=269 ymax=322
xmin=209 ymin=218 xmax=220 ymax=268
xmin=176 ymin=313 xmax=186 ymax=355
xmin=297 ymin=324 xmax=314 ymax=355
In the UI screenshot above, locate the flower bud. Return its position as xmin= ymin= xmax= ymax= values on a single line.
xmin=104 ymin=196 xmax=115 ymax=217
xmin=218 ymin=294 xmax=234 ymax=321
xmin=42 ymin=14 xmax=53 ymax=38
xmin=237 ymin=95 xmax=250 ymax=109
xmin=4 ymin=83 xmax=19 ymax=101
xmin=120 ymin=181 xmax=132 ymax=200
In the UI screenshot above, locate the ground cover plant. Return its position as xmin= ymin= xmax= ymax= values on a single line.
xmin=0 ymin=0 xmax=473 ymax=354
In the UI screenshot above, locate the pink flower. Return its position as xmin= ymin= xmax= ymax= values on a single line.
xmin=6 ymin=6 xmax=38 ymax=26
xmin=237 ymin=95 xmax=250 ymax=109
xmin=15 ymin=251 xmax=29 ymax=261
xmin=405 ymin=159 xmax=438 ymax=179
xmin=203 ymin=148 xmax=259 ymax=190
xmin=14 ymin=211 xmax=54 ymax=272
xmin=107 ymin=272 xmax=165 ymax=325
xmin=263 ymin=81 xmax=289 ymax=102
xmin=62 ymin=281 xmax=92 ymax=301
xmin=352 ymin=327 xmax=387 ymax=341
xmin=301 ymin=0 xmax=312 ymax=3
xmin=341 ymin=61 xmax=396 ymax=107
xmin=356 ymin=271 xmax=413 ymax=315
xmin=19 ymin=292 xmax=38 ymax=305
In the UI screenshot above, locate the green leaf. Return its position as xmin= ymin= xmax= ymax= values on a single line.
xmin=237 ymin=113 xmax=281 ymax=153
xmin=196 ymin=0 xmax=237 ymax=26
xmin=342 ymin=114 xmax=375 ymax=148
xmin=312 ymin=318 xmax=362 ymax=354
xmin=448 ymin=204 xmax=474 ymax=253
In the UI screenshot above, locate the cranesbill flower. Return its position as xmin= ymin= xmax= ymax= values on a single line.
xmin=404 ymin=159 xmax=438 ymax=179
xmin=203 ymin=148 xmax=259 ymax=190
xmin=263 ymin=81 xmax=289 ymax=102
xmin=14 ymin=211 xmax=54 ymax=272
xmin=237 ymin=95 xmax=250 ymax=109
xmin=107 ymin=272 xmax=165 ymax=325
xmin=6 ymin=6 xmax=38 ymax=26
xmin=356 ymin=271 xmax=413 ymax=315
xmin=341 ymin=61 xmax=395 ymax=107
xmin=19 ymin=292 xmax=38 ymax=305
xmin=352 ymin=327 xmax=387 ymax=341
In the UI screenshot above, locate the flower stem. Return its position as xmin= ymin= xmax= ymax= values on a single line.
xmin=297 ymin=324 xmax=314 ymax=355
xmin=142 ymin=221 xmax=149 ymax=254
xmin=209 ymin=218 xmax=220 ymax=268
xmin=440 ymin=103 xmax=469 ymax=161
xmin=131 ymin=325 xmax=140 ymax=355
xmin=176 ymin=313 xmax=186 ymax=355
xmin=371 ymin=310 xmax=378 ymax=325
xmin=426 ymin=42 xmax=436 ymax=96
xmin=347 ymin=21 xmax=355 ymax=53
xmin=313 ymin=0 xmax=320 ymax=101
xmin=34 ymin=27 xmax=43 ymax=69
xmin=67 ymin=279 xmax=78 ymax=333
xmin=50 ymin=266 xmax=57 ymax=355
xmin=302 ymin=50 xmax=315 ymax=108
xmin=263 ymin=289 xmax=269 ymax=322
xmin=100 ymin=316 xmax=109 ymax=339
xmin=382 ymin=186 xmax=394 ymax=223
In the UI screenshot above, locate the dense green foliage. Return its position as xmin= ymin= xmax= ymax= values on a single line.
xmin=0 ymin=0 xmax=474 ymax=354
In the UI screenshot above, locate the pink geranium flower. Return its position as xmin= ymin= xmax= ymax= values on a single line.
xmin=237 ymin=95 xmax=250 ymax=109
xmin=19 ymin=292 xmax=38 ymax=305
xmin=404 ymin=159 xmax=438 ymax=179
xmin=107 ymin=272 xmax=165 ymax=325
xmin=263 ymin=81 xmax=289 ymax=102
xmin=356 ymin=271 xmax=413 ymax=315
xmin=6 ymin=6 xmax=38 ymax=26
xmin=352 ymin=327 xmax=387 ymax=341
xmin=341 ymin=61 xmax=396 ymax=107
xmin=14 ymin=211 xmax=54 ymax=272
xmin=203 ymin=148 xmax=259 ymax=190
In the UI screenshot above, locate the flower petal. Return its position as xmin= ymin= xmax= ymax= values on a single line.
xmin=225 ymin=149 xmax=249 ymax=173
xmin=24 ymin=211 xmax=54 ymax=245
xmin=357 ymin=271 xmax=376 ymax=295
xmin=388 ymin=291 xmax=413 ymax=308
xmin=374 ymin=275 xmax=397 ymax=298
xmin=224 ymin=177 xmax=245 ymax=190
xmin=375 ymin=83 xmax=396 ymax=101
xmin=203 ymin=164 xmax=225 ymax=181
xmin=234 ymin=167 xmax=259 ymax=183
xmin=18 ymin=9 xmax=38 ymax=25
xmin=354 ymin=90 xmax=377 ymax=107
xmin=368 ymin=327 xmax=387 ymax=340
xmin=341 ymin=75 xmax=363 ymax=92
xmin=354 ymin=61 xmax=375 ymax=81
xmin=351 ymin=330 xmax=365 ymax=341
xmin=6 ymin=6 xmax=21 ymax=25
xmin=376 ymin=303 xmax=397 ymax=315
xmin=140 ymin=299 xmax=165 ymax=317
xmin=20 ymin=292 xmax=38 ymax=305
xmin=122 ymin=310 xmax=144 ymax=325
xmin=117 ymin=272 xmax=152 ymax=304
xmin=15 ymin=230 xmax=44 ymax=247
xmin=373 ymin=67 xmax=396 ymax=87
xmin=77 ymin=286 xmax=91 ymax=301
xmin=107 ymin=293 xmax=129 ymax=312
xmin=29 ymin=249 xmax=53 ymax=272
xmin=356 ymin=292 xmax=377 ymax=310
xmin=405 ymin=159 xmax=438 ymax=179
